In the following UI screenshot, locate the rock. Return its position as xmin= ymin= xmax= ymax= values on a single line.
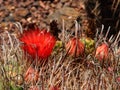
xmin=56 ymin=3 xmax=63 ymax=9
xmin=0 ymin=22 xmax=9 ymax=31
xmin=47 ymin=7 xmax=79 ymax=30
xmin=0 ymin=0 xmax=3 ymax=4
xmin=5 ymin=5 xmax=15 ymax=11
xmin=4 ymin=13 xmax=15 ymax=21
xmin=24 ymin=0 xmax=33 ymax=6
xmin=61 ymin=0 xmax=69 ymax=3
xmin=32 ymin=1 xmax=39 ymax=7
xmin=0 ymin=11 xmax=4 ymax=17
xmin=39 ymin=1 xmax=49 ymax=10
xmin=14 ymin=8 xmax=29 ymax=17
xmin=27 ymin=17 xmax=32 ymax=23
xmin=30 ymin=6 xmax=37 ymax=12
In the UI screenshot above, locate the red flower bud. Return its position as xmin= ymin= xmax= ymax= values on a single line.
xmin=49 ymin=85 xmax=59 ymax=90
xmin=108 ymin=67 xmax=114 ymax=72
xmin=28 ymin=86 xmax=39 ymax=90
xmin=20 ymin=29 xmax=56 ymax=59
xmin=116 ymin=76 xmax=120 ymax=82
xmin=66 ymin=37 xmax=84 ymax=57
xmin=95 ymin=43 xmax=109 ymax=61
xmin=24 ymin=67 xmax=39 ymax=84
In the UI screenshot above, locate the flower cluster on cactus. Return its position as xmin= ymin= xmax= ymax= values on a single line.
xmin=65 ymin=37 xmax=84 ymax=57
xmin=20 ymin=29 xmax=56 ymax=59
xmin=95 ymin=43 xmax=109 ymax=61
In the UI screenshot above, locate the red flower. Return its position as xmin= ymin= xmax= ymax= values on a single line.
xmin=28 ymin=86 xmax=39 ymax=90
xmin=49 ymin=85 xmax=59 ymax=90
xmin=24 ymin=67 xmax=39 ymax=84
xmin=108 ymin=67 xmax=114 ymax=73
xmin=95 ymin=43 xmax=109 ymax=61
xmin=65 ymin=37 xmax=84 ymax=57
xmin=20 ymin=29 xmax=56 ymax=59
xmin=116 ymin=76 xmax=120 ymax=82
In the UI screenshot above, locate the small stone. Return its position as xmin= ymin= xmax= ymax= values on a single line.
xmin=4 ymin=13 xmax=15 ymax=21
xmin=5 ymin=5 xmax=15 ymax=10
xmin=53 ymin=0 xmax=59 ymax=3
xmin=33 ymin=2 xmax=39 ymax=7
xmin=56 ymin=3 xmax=63 ymax=9
xmin=61 ymin=0 xmax=69 ymax=3
xmin=24 ymin=0 xmax=33 ymax=6
xmin=0 ymin=11 xmax=4 ymax=16
xmin=0 ymin=0 xmax=3 ymax=4
xmin=20 ymin=18 xmax=27 ymax=24
xmin=51 ymin=3 xmax=56 ymax=8
xmin=64 ymin=2 xmax=71 ymax=7
xmin=0 ymin=22 xmax=9 ymax=29
xmin=31 ymin=7 xmax=36 ymax=12
xmin=18 ymin=2 xmax=26 ymax=7
xmin=27 ymin=17 xmax=32 ymax=22
xmin=15 ymin=8 xmax=29 ymax=17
